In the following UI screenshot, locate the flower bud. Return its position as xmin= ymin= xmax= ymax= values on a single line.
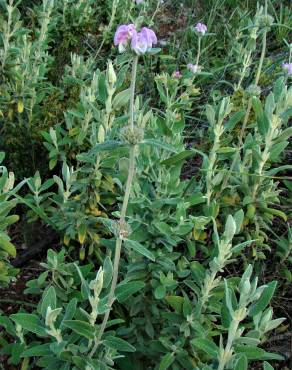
xmin=107 ymin=60 xmax=117 ymax=86
xmin=258 ymin=14 xmax=274 ymax=28
xmin=120 ymin=125 xmax=144 ymax=145
xmin=246 ymin=84 xmax=261 ymax=97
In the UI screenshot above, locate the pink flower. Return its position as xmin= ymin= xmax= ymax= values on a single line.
xmin=172 ymin=71 xmax=182 ymax=78
xmin=131 ymin=27 xmax=157 ymax=55
xmin=114 ymin=24 xmax=136 ymax=53
xmin=187 ymin=63 xmax=199 ymax=73
xmin=282 ymin=62 xmax=292 ymax=76
xmin=194 ymin=22 xmax=207 ymax=36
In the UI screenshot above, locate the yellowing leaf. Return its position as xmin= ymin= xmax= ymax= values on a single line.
xmin=63 ymin=234 xmax=70 ymax=246
xmin=165 ymin=296 xmax=184 ymax=313
xmin=17 ymin=101 xmax=24 ymax=113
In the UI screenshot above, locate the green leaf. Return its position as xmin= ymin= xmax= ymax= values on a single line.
xmin=41 ymin=286 xmax=56 ymax=318
xmin=249 ymin=281 xmax=277 ymax=317
xmin=0 ymin=236 xmax=16 ymax=257
xmin=267 ymin=165 xmax=292 ymax=176
xmin=159 ymin=353 xmax=175 ymax=370
xmin=263 ymin=362 xmax=274 ymax=370
xmin=161 ymin=150 xmax=193 ymax=166
xmin=124 ymin=239 xmax=155 ymax=261
xmin=269 ymin=141 xmax=289 ymax=161
xmin=147 ymin=47 xmax=161 ymax=55
xmin=156 ymin=80 xmax=167 ymax=103
xmin=217 ymin=147 xmax=237 ymax=154
xmin=252 ymin=97 xmax=270 ymax=136
xmin=224 ymin=215 xmax=236 ymax=241
xmin=116 ymin=281 xmax=145 ymax=302
xmin=261 ymin=208 xmax=287 ymax=222
xmin=87 ymin=141 xmax=126 ymax=156
xmin=74 ymin=263 xmax=90 ymax=300
xmin=233 ymin=209 xmax=244 ymax=234
xmin=235 ymin=346 xmax=284 ymax=361
xmin=112 ymin=88 xmax=131 ymax=110
xmin=225 ymin=110 xmax=245 ymax=131
xmin=103 ymin=256 xmax=113 ymax=288
xmin=186 ymin=193 xmax=205 ymax=206
xmin=154 ymin=285 xmax=166 ymax=299
xmin=10 ymin=313 xmax=46 ymax=336
xmin=21 ymin=344 xmax=52 ymax=357
xmin=231 ymin=240 xmax=255 ymax=254
xmin=165 ymin=296 xmax=184 ymax=313
xmin=103 ymin=336 xmax=136 ymax=352
xmin=0 ymin=152 xmax=5 ymax=164
xmin=234 ymin=354 xmax=248 ymax=370
xmin=274 ymin=127 xmax=292 ymax=144
xmin=191 ymin=337 xmax=219 ymax=358
xmin=61 ymin=298 xmax=77 ymax=326
xmin=141 ymin=139 xmax=177 ymax=153
xmin=63 ymin=320 xmax=94 ymax=340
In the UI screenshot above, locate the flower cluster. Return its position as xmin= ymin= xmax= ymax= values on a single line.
xmin=172 ymin=71 xmax=182 ymax=78
xmin=114 ymin=24 xmax=157 ymax=55
xmin=282 ymin=62 xmax=292 ymax=76
xmin=187 ymin=63 xmax=200 ymax=73
xmin=194 ymin=22 xmax=207 ymax=36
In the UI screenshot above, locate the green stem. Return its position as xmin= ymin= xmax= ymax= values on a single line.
xmin=150 ymin=0 xmax=162 ymax=25
xmin=89 ymin=56 xmax=138 ymax=358
xmin=196 ymin=37 xmax=201 ymax=67
xmin=129 ymin=56 xmax=138 ymax=130
xmin=95 ymin=0 xmax=119 ymax=58
xmin=216 ymin=2 xmax=268 ymax=198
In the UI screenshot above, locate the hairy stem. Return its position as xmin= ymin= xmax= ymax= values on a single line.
xmin=129 ymin=56 xmax=138 ymax=130
xmin=196 ymin=36 xmax=201 ymax=67
xmin=89 ymin=56 xmax=138 ymax=357
xmin=217 ymin=2 xmax=268 ymax=198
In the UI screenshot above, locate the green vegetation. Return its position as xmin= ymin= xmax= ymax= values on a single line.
xmin=0 ymin=0 xmax=291 ymax=369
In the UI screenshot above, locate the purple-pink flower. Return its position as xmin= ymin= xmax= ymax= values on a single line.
xmin=194 ymin=22 xmax=207 ymax=36
xmin=131 ymin=27 xmax=158 ymax=55
xmin=282 ymin=62 xmax=292 ymax=76
xmin=172 ymin=71 xmax=182 ymax=78
xmin=114 ymin=24 xmax=136 ymax=52
xmin=114 ymin=24 xmax=157 ymax=55
xmin=187 ymin=63 xmax=199 ymax=73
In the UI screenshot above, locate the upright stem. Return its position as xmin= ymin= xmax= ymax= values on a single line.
xmin=196 ymin=37 xmax=201 ymax=67
xmin=150 ymin=0 xmax=162 ymax=25
xmin=217 ymin=2 xmax=268 ymax=198
xmin=95 ymin=0 xmax=119 ymax=58
xmin=254 ymin=28 xmax=267 ymax=86
xmin=89 ymin=56 xmax=139 ymax=357
xmin=129 ymin=56 xmax=138 ymax=130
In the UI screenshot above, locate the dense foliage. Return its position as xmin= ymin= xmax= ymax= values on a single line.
xmin=0 ymin=0 xmax=291 ymax=369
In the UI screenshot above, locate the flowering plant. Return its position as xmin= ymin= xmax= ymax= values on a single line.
xmin=114 ymin=23 xmax=157 ymax=54
xmin=194 ymin=22 xmax=207 ymax=36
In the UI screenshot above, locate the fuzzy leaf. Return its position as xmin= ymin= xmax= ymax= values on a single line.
xmin=10 ymin=313 xmax=46 ymax=336
xmin=41 ymin=286 xmax=56 ymax=319
xmin=124 ymin=239 xmax=155 ymax=261
xmin=63 ymin=320 xmax=94 ymax=340
xmin=234 ymin=354 xmax=248 ymax=370
xmin=103 ymin=336 xmax=136 ymax=352
xmin=116 ymin=281 xmax=145 ymax=302
xmin=191 ymin=337 xmax=219 ymax=358
xmin=159 ymin=353 xmax=175 ymax=370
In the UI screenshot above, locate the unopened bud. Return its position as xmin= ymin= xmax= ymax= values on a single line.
xmin=258 ymin=14 xmax=274 ymax=28
xmin=120 ymin=125 xmax=144 ymax=145
xmin=107 ymin=60 xmax=117 ymax=86
xmin=246 ymin=84 xmax=261 ymax=97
